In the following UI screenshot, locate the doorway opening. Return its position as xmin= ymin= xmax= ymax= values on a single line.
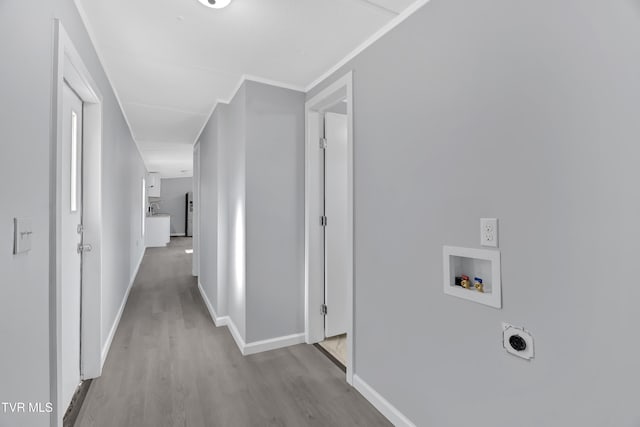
xmin=51 ymin=21 xmax=104 ymax=427
xmin=305 ymin=72 xmax=354 ymax=383
xmin=317 ymin=108 xmax=349 ymax=369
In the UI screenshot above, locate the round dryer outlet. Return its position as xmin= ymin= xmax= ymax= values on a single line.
xmin=502 ymin=323 xmax=534 ymax=360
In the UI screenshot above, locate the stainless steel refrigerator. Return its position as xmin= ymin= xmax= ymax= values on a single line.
xmin=186 ymin=192 xmax=193 ymax=237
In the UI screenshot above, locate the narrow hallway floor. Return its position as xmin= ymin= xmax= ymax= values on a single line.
xmin=75 ymin=238 xmax=391 ymax=427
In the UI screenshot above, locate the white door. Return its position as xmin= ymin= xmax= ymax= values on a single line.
xmin=324 ymin=112 xmax=349 ymax=337
xmin=61 ymin=82 xmax=84 ymax=410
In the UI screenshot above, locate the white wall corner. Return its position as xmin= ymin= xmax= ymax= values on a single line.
xmin=197 ymin=281 xmax=247 ymax=355
xmin=192 ymin=73 xmax=307 ymax=145
xmin=197 ymin=282 xmax=304 ymax=356
xmin=353 ymin=375 xmax=417 ymax=427
xmin=101 ymin=247 xmax=146 ymax=368
xmin=225 ymin=317 xmax=247 ymax=355
xmin=197 ymin=280 xmax=229 ymax=327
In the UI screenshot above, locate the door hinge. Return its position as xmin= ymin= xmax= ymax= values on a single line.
xmin=320 ymin=215 xmax=327 ymax=227
xmin=319 ymin=138 xmax=327 ymax=150
xmin=77 ymin=243 xmax=93 ymax=254
xmin=321 ymin=304 xmax=328 ymax=316
xmin=77 ymin=224 xmax=84 ymax=234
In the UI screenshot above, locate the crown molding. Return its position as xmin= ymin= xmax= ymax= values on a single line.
xmin=304 ymin=0 xmax=432 ymax=92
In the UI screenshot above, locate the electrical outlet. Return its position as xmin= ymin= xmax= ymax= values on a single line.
xmin=481 ymin=218 xmax=498 ymax=247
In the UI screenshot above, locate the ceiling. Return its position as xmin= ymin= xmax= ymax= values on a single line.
xmin=76 ymin=0 xmax=419 ymax=178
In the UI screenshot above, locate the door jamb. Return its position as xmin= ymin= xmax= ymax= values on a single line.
xmin=304 ymin=71 xmax=354 ymax=384
xmin=193 ymin=141 xmax=200 ymax=277
xmin=51 ymin=20 xmax=104 ymax=427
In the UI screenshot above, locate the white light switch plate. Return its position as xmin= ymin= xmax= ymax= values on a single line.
xmin=481 ymin=218 xmax=498 ymax=247
xmin=13 ymin=218 xmax=32 ymax=254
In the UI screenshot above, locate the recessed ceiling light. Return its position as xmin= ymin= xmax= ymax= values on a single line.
xmin=198 ymin=0 xmax=232 ymax=9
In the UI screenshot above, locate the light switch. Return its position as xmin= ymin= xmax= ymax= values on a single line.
xmin=13 ymin=218 xmax=32 ymax=254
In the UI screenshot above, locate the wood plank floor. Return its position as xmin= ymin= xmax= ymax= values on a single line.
xmin=75 ymin=238 xmax=391 ymax=427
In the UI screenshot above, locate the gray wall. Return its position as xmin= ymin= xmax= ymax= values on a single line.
xmin=244 ymin=81 xmax=305 ymax=343
xmin=307 ymin=0 xmax=640 ymax=425
xmin=198 ymin=81 xmax=304 ymax=344
xmin=0 ymin=1 xmax=146 ymax=426
xmin=223 ymin=86 xmax=247 ymax=339
xmin=199 ymin=89 xmax=247 ymax=339
xmin=198 ymin=106 xmax=221 ymax=320
xmin=159 ymin=177 xmax=192 ymax=235
xmin=0 ymin=4 xmax=55 ymax=426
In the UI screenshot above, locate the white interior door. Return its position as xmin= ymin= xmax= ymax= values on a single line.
xmin=61 ymin=82 xmax=83 ymax=410
xmin=324 ymin=112 xmax=349 ymax=337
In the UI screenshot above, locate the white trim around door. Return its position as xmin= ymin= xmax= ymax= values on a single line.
xmin=51 ymin=20 xmax=104 ymax=427
xmin=192 ymin=142 xmax=201 ymax=277
xmin=304 ymin=71 xmax=354 ymax=385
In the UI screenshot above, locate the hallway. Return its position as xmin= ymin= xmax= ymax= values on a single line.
xmin=75 ymin=238 xmax=390 ymax=427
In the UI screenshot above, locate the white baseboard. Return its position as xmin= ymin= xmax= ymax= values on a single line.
xmin=225 ymin=318 xmax=304 ymax=356
xmin=197 ymin=281 xmax=303 ymax=356
xmin=198 ymin=280 xmax=228 ymax=327
xmin=171 ymin=232 xmax=186 ymax=237
xmin=101 ymin=247 xmax=146 ymax=368
xmin=353 ymin=375 xmax=416 ymax=427
xmin=244 ymin=332 xmax=305 ymax=355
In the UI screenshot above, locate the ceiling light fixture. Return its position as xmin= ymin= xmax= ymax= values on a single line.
xmin=198 ymin=0 xmax=232 ymax=9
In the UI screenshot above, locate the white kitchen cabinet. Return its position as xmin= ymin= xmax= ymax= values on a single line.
xmin=145 ymin=215 xmax=170 ymax=247
xmin=147 ymin=172 xmax=161 ymax=197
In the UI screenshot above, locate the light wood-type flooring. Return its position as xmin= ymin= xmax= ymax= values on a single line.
xmin=75 ymin=238 xmax=391 ymax=427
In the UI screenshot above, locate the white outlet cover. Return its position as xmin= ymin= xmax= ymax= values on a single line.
xmin=502 ymin=323 xmax=534 ymax=360
xmin=481 ymin=218 xmax=498 ymax=247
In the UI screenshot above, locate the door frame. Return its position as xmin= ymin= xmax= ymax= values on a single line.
xmin=305 ymin=71 xmax=354 ymax=384
xmin=50 ymin=20 xmax=104 ymax=427
xmin=193 ymin=141 xmax=200 ymax=277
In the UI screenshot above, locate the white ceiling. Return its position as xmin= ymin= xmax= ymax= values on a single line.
xmin=76 ymin=0 xmax=419 ymax=177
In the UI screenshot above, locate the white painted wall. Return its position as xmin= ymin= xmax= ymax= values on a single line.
xmin=0 ymin=1 xmax=146 ymax=425
xmin=214 ymin=108 xmax=228 ymax=316
xmin=158 ymin=177 xmax=193 ymax=235
xmin=223 ymin=88 xmax=247 ymax=339
xmin=199 ymin=92 xmax=247 ymax=339
xmin=0 ymin=4 xmax=56 ymax=426
xmin=197 ymin=81 xmax=304 ymax=346
xmin=306 ymin=0 xmax=640 ymax=425
xmin=244 ymin=81 xmax=305 ymax=343
xmin=199 ymin=107 xmax=222 ymax=319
